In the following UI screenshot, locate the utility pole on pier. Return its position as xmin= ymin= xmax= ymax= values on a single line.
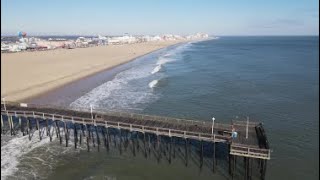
xmin=212 ymin=117 xmax=215 ymax=136
xmin=246 ymin=116 xmax=249 ymax=139
xmin=90 ymin=104 xmax=93 ymax=120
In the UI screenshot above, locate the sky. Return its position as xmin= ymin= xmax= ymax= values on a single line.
xmin=1 ymin=0 xmax=319 ymax=36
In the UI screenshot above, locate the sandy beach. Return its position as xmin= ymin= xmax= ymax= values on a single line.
xmin=1 ymin=40 xmax=186 ymax=102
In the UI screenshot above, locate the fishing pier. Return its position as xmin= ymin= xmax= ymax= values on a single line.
xmin=1 ymin=101 xmax=271 ymax=180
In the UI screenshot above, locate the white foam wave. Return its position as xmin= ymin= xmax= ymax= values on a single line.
xmin=148 ymin=80 xmax=158 ymax=88
xmin=151 ymin=65 xmax=162 ymax=74
xmin=70 ymin=64 xmax=154 ymax=110
xmin=156 ymin=57 xmax=172 ymax=66
xmin=1 ymin=132 xmax=54 ymax=180
xmin=70 ymin=42 xmax=193 ymax=111
xmin=163 ymin=53 xmax=171 ymax=57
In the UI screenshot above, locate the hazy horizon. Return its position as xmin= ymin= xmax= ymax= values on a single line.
xmin=1 ymin=0 xmax=319 ymax=36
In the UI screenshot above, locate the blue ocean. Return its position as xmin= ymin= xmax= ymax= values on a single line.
xmin=2 ymin=36 xmax=319 ymax=180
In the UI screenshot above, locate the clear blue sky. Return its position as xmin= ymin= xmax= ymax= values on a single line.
xmin=1 ymin=0 xmax=319 ymax=36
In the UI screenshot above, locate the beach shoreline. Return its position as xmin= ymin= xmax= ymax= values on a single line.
xmin=25 ymin=42 xmax=186 ymax=106
xmin=1 ymin=40 xmax=188 ymax=102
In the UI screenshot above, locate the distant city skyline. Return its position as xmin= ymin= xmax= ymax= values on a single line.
xmin=1 ymin=0 xmax=319 ymax=36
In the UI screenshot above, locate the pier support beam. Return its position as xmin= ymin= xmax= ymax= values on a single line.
xmin=54 ymin=121 xmax=59 ymax=138
xmin=232 ymin=155 xmax=236 ymax=179
xmin=74 ymin=124 xmax=78 ymax=149
xmin=86 ymin=124 xmax=90 ymax=152
xmin=9 ymin=116 xmax=13 ymax=136
xmin=156 ymin=135 xmax=160 ymax=163
xmin=46 ymin=119 xmax=49 ymax=136
xmin=169 ymin=137 xmax=172 ymax=164
xmin=185 ymin=138 xmax=188 ymax=167
xmin=56 ymin=121 xmax=62 ymax=144
xmin=91 ymin=128 xmax=95 ymax=148
xmin=28 ymin=119 xmax=31 ymax=140
xmin=229 ymin=144 xmax=232 ymax=175
xmin=79 ymin=125 xmax=83 ymax=145
xmin=106 ymin=127 xmax=110 ymax=151
xmin=95 ymin=126 xmax=100 ymax=152
xmin=200 ymin=140 xmax=204 ymax=169
xmin=260 ymin=159 xmax=267 ymax=180
xmin=158 ymin=135 xmax=161 ymax=161
xmin=19 ymin=117 xmax=23 ymax=134
xmin=48 ymin=122 xmax=53 ymax=142
xmin=64 ymin=121 xmax=68 ymax=147
xmin=136 ymin=133 xmax=140 ymax=153
xmin=143 ymin=133 xmax=147 ymax=158
xmin=27 ymin=119 xmax=32 ymax=141
xmin=102 ymin=127 xmax=107 ymax=151
xmin=124 ymin=131 xmax=129 ymax=151
xmin=132 ymin=132 xmax=136 ymax=156
xmin=119 ymin=129 xmax=122 ymax=155
xmin=87 ymin=136 xmax=90 ymax=152
xmin=212 ymin=142 xmax=216 ymax=173
xmin=148 ymin=134 xmax=151 ymax=156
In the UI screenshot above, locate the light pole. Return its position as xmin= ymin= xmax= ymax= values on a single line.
xmin=90 ymin=104 xmax=93 ymax=120
xmin=212 ymin=117 xmax=215 ymax=136
xmin=246 ymin=116 xmax=249 ymax=139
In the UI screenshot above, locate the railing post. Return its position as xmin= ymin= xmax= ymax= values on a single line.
xmin=169 ymin=129 xmax=171 ymax=137
xmin=130 ymin=124 xmax=132 ymax=132
xmin=118 ymin=122 xmax=120 ymax=129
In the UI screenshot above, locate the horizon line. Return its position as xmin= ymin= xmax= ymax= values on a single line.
xmin=1 ymin=34 xmax=319 ymax=37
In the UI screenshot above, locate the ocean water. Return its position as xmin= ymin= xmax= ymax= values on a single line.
xmin=1 ymin=36 xmax=319 ymax=180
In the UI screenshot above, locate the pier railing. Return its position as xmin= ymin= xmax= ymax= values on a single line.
xmin=2 ymin=109 xmax=230 ymax=143
xmin=230 ymin=143 xmax=271 ymax=160
xmin=1 ymin=100 xmax=232 ymax=130
xmin=1 ymin=100 xmax=271 ymax=160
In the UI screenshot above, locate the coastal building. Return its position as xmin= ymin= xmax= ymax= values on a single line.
xmin=106 ymin=35 xmax=137 ymax=45
xmin=1 ymin=32 xmax=211 ymax=53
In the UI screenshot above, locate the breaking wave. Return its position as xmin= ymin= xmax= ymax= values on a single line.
xmin=151 ymin=65 xmax=162 ymax=74
xmin=148 ymin=80 xmax=159 ymax=88
xmin=70 ymin=42 xmax=193 ymax=112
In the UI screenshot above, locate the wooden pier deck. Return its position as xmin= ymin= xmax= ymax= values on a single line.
xmin=1 ymin=101 xmax=271 ymax=179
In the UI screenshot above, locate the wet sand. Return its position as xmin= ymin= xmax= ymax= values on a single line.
xmin=1 ymin=41 xmax=185 ymax=102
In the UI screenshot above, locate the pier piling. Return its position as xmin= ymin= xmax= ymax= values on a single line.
xmin=200 ymin=140 xmax=203 ymax=169
xmin=185 ymin=138 xmax=188 ymax=167
xmin=74 ymin=124 xmax=78 ymax=149
xmin=1 ymin=103 xmax=271 ymax=179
